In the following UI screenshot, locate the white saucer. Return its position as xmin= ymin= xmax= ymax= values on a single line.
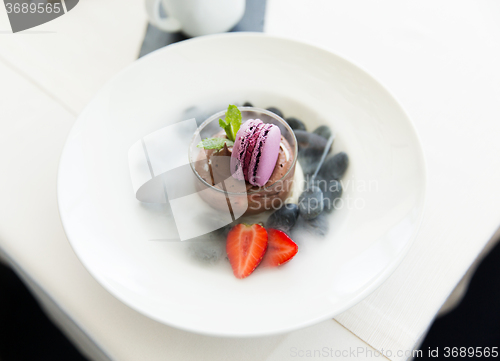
xmin=58 ymin=33 xmax=426 ymax=337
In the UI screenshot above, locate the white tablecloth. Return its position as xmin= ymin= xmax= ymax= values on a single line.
xmin=1 ymin=1 xmax=500 ymax=360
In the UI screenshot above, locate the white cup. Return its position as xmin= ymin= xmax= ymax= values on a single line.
xmin=145 ymin=0 xmax=246 ymax=37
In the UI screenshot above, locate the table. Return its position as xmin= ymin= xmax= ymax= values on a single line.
xmin=1 ymin=1 xmax=500 ymax=360
xmin=264 ymin=1 xmax=500 ymax=355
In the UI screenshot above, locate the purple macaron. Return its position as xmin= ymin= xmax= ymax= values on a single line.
xmin=231 ymin=119 xmax=281 ymax=186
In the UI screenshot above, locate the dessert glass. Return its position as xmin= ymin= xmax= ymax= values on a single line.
xmin=188 ymin=107 xmax=298 ymax=216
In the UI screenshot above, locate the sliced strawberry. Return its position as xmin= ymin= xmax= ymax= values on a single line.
xmin=262 ymin=229 xmax=298 ymax=267
xmin=226 ymin=224 xmax=268 ymax=279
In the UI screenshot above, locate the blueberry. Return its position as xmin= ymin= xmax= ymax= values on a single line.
xmin=312 ymin=125 xmax=332 ymax=140
xmin=266 ymin=203 xmax=300 ymax=233
xmin=188 ymin=239 xmax=225 ymax=265
xmin=187 ymin=225 xmax=230 ymax=264
xmin=298 ymin=186 xmax=324 ymax=220
xmin=266 ymin=107 xmax=284 ymax=118
xmin=285 ymin=117 xmax=306 ymax=131
xmin=243 ymin=102 xmax=253 ymax=107
xmin=318 ymin=152 xmax=349 ymax=180
xmin=301 ymin=213 xmax=329 ymax=236
xmin=294 ymin=130 xmax=329 ymax=152
xmin=295 ymin=130 xmax=332 ymax=175
xmin=298 ymin=147 xmax=324 ymax=175
xmin=314 ymin=178 xmax=342 ymax=212
xmin=217 ymin=223 xmax=233 ymax=238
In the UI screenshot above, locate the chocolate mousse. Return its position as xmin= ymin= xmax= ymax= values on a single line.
xmin=194 ymin=134 xmax=295 ymax=215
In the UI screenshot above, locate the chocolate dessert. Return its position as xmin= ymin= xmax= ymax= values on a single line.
xmin=194 ymin=133 xmax=295 ymax=215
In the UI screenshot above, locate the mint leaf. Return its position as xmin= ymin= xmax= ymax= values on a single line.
xmin=219 ymin=118 xmax=227 ymax=129
xmin=197 ymin=138 xmax=234 ymax=150
xmin=219 ymin=104 xmax=242 ymax=141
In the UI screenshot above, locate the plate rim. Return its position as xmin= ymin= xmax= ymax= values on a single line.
xmin=57 ymin=32 xmax=428 ymax=337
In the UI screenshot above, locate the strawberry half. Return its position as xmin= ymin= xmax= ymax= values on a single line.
xmin=226 ymin=224 xmax=268 ymax=279
xmin=261 ymin=229 xmax=298 ymax=267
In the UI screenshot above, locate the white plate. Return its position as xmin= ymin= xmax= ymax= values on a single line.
xmin=58 ymin=33 xmax=426 ymax=337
